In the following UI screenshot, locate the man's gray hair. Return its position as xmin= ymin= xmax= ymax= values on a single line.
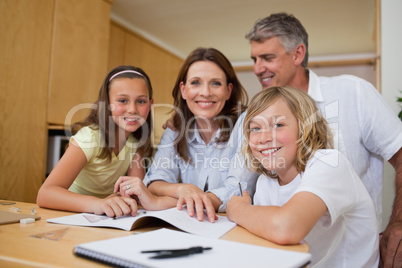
xmin=245 ymin=13 xmax=309 ymax=68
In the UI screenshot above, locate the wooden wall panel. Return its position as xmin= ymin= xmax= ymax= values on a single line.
xmin=108 ymin=21 xmax=183 ymax=105
xmin=47 ymin=0 xmax=111 ymax=125
xmin=108 ymin=23 xmax=126 ymax=72
xmin=108 ymin=22 xmax=183 ymax=146
xmin=141 ymin=42 xmax=172 ymax=102
xmin=0 ymin=0 xmax=54 ymax=202
xmin=123 ymin=30 xmax=143 ymax=68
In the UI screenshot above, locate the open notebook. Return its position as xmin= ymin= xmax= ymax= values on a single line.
xmin=74 ymin=228 xmax=311 ymax=268
xmin=47 ymin=207 xmax=236 ymax=238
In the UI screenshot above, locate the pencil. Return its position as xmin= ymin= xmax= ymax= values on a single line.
xmin=239 ymin=182 xmax=243 ymax=196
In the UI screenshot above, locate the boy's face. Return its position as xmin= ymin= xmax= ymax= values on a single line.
xmin=250 ymin=37 xmax=300 ymax=90
xmin=248 ymin=98 xmax=299 ymax=184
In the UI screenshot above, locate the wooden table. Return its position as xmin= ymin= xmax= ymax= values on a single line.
xmin=0 ymin=201 xmax=309 ymax=267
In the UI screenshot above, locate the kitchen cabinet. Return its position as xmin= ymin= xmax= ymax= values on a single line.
xmin=48 ymin=0 xmax=111 ymax=125
xmin=0 ymin=0 xmax=111 ymax=202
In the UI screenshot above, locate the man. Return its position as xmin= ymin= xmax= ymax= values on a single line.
xmin=240 ymin=12 xmax=402 ymax=267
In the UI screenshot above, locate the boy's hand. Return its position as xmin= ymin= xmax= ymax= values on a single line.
xmin=226 ymin=191 xmax=252 ymax=222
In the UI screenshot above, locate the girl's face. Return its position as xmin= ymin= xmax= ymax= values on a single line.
xmin=109 ymin=77 xmax=152 ymax=138
xmin=180 ymin=61 xmax=233 ymax=124
xmin=248 ymin=98 xmax=299 ymax=184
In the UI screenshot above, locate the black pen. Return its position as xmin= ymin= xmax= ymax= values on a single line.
xmin=239 ymin=182 xmax=243 ymax=196
xmin=142 ymin=246 xmax=212 ymax=259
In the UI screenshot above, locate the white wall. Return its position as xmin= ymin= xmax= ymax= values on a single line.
xmin=380 ymin=0 xmax=402 ymax=231
xmin=236 ymin=70 xmax=261 ymax=99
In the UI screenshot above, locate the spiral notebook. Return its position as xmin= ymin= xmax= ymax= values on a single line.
xmin=74 ymin=228 xmax=311 ymax=268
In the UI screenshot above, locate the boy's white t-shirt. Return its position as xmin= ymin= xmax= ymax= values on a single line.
xmin=253 ymin=149 xmax=379 ymax=268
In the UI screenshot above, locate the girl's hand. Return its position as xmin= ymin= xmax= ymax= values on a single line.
xmin=226 ymin=190 xmax=252 ymax=222
xmin=92 ymin=195 xmax=138 ymax=217
xmin=176 ymin=184 xmax=218 ymax=223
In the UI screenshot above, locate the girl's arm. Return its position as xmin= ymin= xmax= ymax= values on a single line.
xmin=226 ymin=191 xmax=327 ymax=245
xmin=126 ymin=153 xmax=146 ymax=179
xmin=36 ymin=141 xmax=137 ymax=217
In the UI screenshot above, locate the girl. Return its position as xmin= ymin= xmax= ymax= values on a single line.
xmin=226 ymin=86 xmax=379 ymax=267
xmin=115 ymin=48 xmax=248 ymax=222
xmin=37 ymin=66 xmax=153 ymax=218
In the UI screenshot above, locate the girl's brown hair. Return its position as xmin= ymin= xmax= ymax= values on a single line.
xmin=243 ymin=86 xmax=333 ymax=178
xmin=71 ymin=65 xmax=153 ymax=163
xmin=172 ymin=48 xmax=248 ymax=163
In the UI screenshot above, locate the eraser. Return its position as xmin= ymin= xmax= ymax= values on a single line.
xmin=20 ymin=218 xmax=35 ymax=224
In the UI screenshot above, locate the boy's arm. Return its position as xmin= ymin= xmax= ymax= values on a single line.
xmin=227 ymin=191 xmax=326 ymax=245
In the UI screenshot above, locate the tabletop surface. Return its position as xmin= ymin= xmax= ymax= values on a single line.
xmin=0 ymin=200 xmax=309 ymax=267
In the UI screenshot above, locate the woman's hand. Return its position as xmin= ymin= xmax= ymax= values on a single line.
xmin=176 ymin=184 xmax=218 ymax=223
xmin=114 ymin=176 xmax=163 ymax=211
xmin=114 ymin=176 xmax=142 ymax=198
xmin=226 ymin=191 xmax=252 ymax=222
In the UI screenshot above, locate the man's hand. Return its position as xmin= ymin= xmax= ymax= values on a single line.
xmin=380 ymin=220 xmax=402 ymax=267
xmin=381 ymin=148 xmax=402 ymax=267
xmin=162 ymin=113 xmax=176 ymax=131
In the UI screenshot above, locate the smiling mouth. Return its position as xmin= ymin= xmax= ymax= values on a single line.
xmin=196 ymin=101 xmax=215 ymax=108
xmin=124 ymin=117 xmax=139 ymax=122
xmin=260 ymin=148 xmax=280 ymax=155
xmin=261 ymin=75 xmax=273 ymax=83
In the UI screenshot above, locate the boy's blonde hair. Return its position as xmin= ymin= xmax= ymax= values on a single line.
xmin=243 ymin=86 xmax=333 ymax=178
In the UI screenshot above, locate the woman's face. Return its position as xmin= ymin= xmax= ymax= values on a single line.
xmin=180 ymin=61 xmax=233 ymax=123
xmin=248 ymin=98 xmax=299 ymax=184
xmin=109 ymin=77 xmax=152 ymax=138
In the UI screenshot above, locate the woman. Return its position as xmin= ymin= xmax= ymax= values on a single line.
xmin=115 ymin=48 xmax=248 ymax=222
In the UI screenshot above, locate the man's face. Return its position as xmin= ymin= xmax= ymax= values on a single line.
xmin=251 ymin=37 xmax=299 ymax=90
